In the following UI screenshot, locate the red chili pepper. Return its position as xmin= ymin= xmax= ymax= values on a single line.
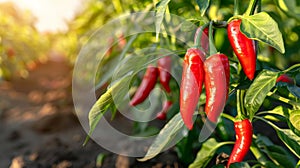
xmin=276 ymin=74 xmax=294 ymax=84
xmin=180 ymin=48 xmax=206 ymax=130
xmin=194 ymin=27 xmax=209 ymax=53
xmin=118 ymin=33 xmax=126 ymax=49
xmin=204 ymin=54 xmax=230 ymax=123
xmin=156 ymin=100 xmax=173 ymax=120
xmin=227 ymin=119 xmax=253 ymax=167
xmin=227 ymin=19 xmax=256 ymax=80
xmin=130 ymin=65 xmax=158 ymax=106
xmin=158 ymin=56 xmax=172 ymax=93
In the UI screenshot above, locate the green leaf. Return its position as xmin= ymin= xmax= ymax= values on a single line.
xmin=264 ymin=145 xmax=296 ymax=167
xmin=288 ymin=85 xmax=300 ymax=98
xmin=196 ymin=0 xmax=211 ymax=17
xmin=240 ymin=12 xmax=285 ymax=53
xmin=290 ymin=110 xmax=300 ymax=131
xmin=245 ymin=70 xmax=279 ymax=119
xmin=138 ymin=112 xmax=187 ymax=161
xmin=189 ymin=139 xmax=231 ymax=168
xmin=84 ymin=78 xmax=126 ymax=145
xmin=155 ymin=0 xmax=171 ymax=41
xmin=276 ymin=128 xmax=300 ymax=158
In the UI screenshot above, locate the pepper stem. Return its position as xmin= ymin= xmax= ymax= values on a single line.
xmin=244 ymin=0 xmax=259 ymax=16
xmin=233 ymin=0 xmax=239 ymax=16
xmin=208 ymin=21 xmax=217 ymax=56
xmin=236 ymin=89 xmax=246 ymax=119
xmin=194 ymin=22 xmax=210 ymax=49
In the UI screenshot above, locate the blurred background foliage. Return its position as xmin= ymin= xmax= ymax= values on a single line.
xmin=0 ymin=0 xmax=299 ymax=80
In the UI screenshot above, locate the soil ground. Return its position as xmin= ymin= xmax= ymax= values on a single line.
xmin=0 ymin=59 xmax=180 ymax=168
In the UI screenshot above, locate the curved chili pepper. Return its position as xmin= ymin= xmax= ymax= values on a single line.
xmin=130 ymin=65 xmax=158 ymax=106
xmin=158 ymin=56 xmax=172 ymax=93
xmin=227 ymin=19 xmax=256 ymax=80
xmin=194 ymin=27 xmax=209 ymax=53
xmin=204 ymin=54 xmax=230 ymax=123
xmin=180 ymin=48 xmax=206 ymax=130
xmin=227 ymin=119 xmax=253 ymax=168
xmin=156 ymin=100 xmax=173 ymax=120
xmin=276 ymin=74 xmax=294 ymax=84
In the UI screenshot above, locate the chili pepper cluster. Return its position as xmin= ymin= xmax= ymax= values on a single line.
xmin=179 ymin=22 xmax=257 ymax=166
xmin=129 ymin=56 xmax=173 ymax=120
xmin=180 ymin=27 xmax=230 ymax=130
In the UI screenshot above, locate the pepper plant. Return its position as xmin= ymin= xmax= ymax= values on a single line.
xmin=81 ymin=0 xmax=300 ymax=167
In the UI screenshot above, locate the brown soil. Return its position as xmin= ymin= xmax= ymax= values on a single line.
xmin=0 ymin=60 xmax=181 ymax=168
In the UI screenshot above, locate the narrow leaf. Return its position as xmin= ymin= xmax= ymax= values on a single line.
xmin=196 ymin=0 xmax=211 ymax=16
xmin=245 ymin=70 xmax=279 ymax=119
xmin=290 ymin=110 xmax=300 ymax=131
xmin=189 ymin=139 xmax=231 ymax=168
xmin=138 ymin=112 xmax=187 ymax=161
xmin=240 ymin=12 xmax=285 ymax=53
xmin=155 ymin=0 xmax=171 ymax=41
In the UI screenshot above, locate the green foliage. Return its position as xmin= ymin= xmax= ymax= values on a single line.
xmin=240 ymin=12 xmax=285 ymax=53
xmin=244 ymin=70 xmax=279 ymax=119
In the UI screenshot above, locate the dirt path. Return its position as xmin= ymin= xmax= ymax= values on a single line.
xmin=0 ymin=60 xmax=108 ymax=168
xmin=0 ymin=60 xmax=180 ymax=168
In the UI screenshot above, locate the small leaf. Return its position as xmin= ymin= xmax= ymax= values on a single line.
xmin=245 ymin=70 xmax=279 ymax=119
xmin=189 ymin=139 xmax=231 ymax=168
xmin=138 ymin=112 xmax=188 ymax=161
xmin=240 ymin=12 xmax=285 ymax=53
xmin=155 ymin=0 xmax=171 ymax=41
xmin=196 ymin=0 xmax=211 ymax=17
xmin=290 ymin=110 xmax=300 ymax=131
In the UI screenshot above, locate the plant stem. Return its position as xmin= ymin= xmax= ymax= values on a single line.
xmin=233 ymin=0 xmax=239 ymax=16
xmin=194 ymin=22 xmax=210 ymax=49
xmin=250 ymin=143 xmax=269 ymax=166
xmin=283 ymin=63 xmax=300 ymax=73
xmin=221 ymin=113 xmax=236 ymax=122
xmin=244 ymin=0 xmax=258 ymax=16
xmin=208 ymin=21 xmax=216 ymax=56
xmin=237 ymin=89 xmax=246 ymax=118
xmin=267 ymin=92 xmax=300 ymax=108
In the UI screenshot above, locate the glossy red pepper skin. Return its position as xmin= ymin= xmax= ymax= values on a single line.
xmin=227 ymin=119 xmax=253 ymax=168
xmin=130 ymin=65 xmax=158 ymax=106
xmin=204 ymin=54 xmax=229 ymax=123
xmin=194 ymin=27 xmax=209 ymax=53
xmin=276 ymin=74 xmax=294 ymax=84
xmin=180 ymin=48 xmax=206 ymax=130
xmin=158 ymin=56 xmax=172 ymax=93
xmin=227 ymin=19 xmax=256 ymax=80
xmin=156 ymin=100 xmax=173 ymax=120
